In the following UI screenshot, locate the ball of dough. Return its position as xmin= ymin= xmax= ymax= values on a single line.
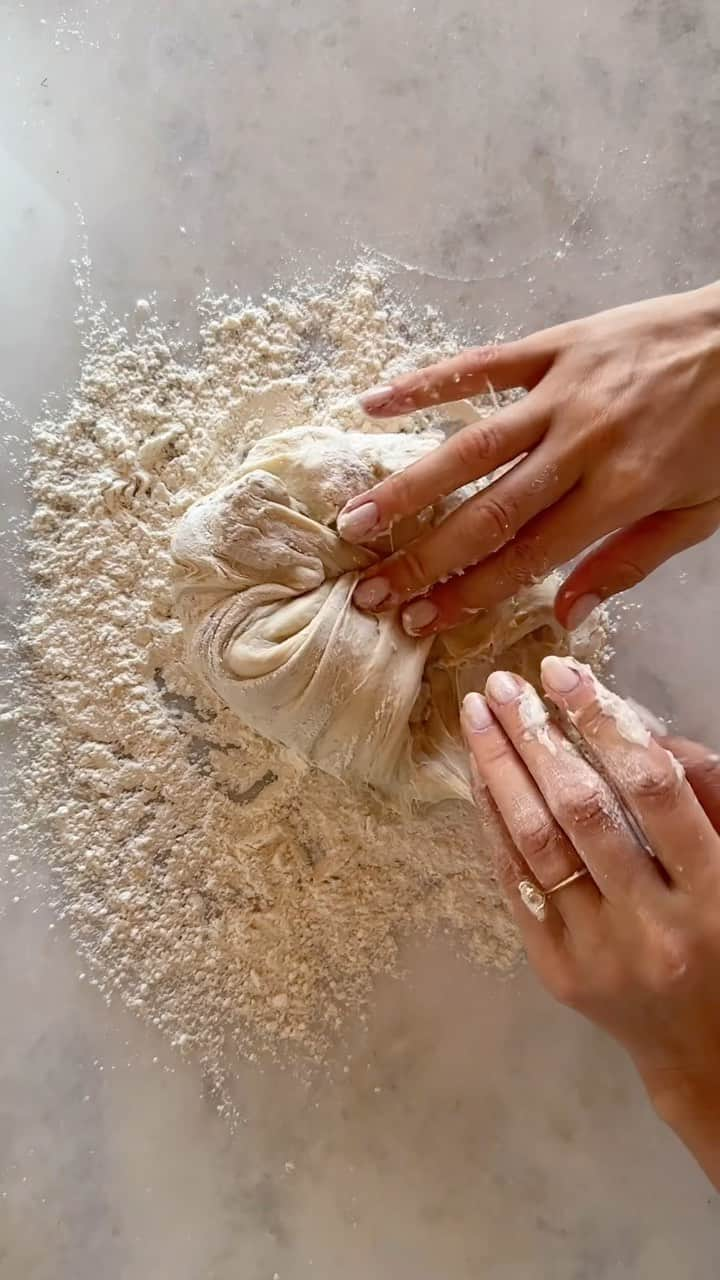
xmin=171 ymin=425 xmax=599 ymax=806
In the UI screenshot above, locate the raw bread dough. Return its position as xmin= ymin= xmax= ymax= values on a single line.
xmin=171 ymin=426 xmax=594 ymax=805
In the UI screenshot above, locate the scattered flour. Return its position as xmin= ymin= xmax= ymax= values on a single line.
xmin=8 ymin=258 xmax=609 ymax=1094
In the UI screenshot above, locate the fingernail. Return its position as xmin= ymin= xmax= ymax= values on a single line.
xmin=337 ymin=500 xmax=379 ymax=541
xmin=402 ymin=599 xmax=439 ymax=635
xmin=358 ymin=384 xmax=396 ymax=413
xmin=354 ymin=576 xmax=391 ymax=610
xmin=485 ymin=671 xmax=521 ymax=704
xmin=565 ymin=593 xmax=602 ymax=631
xmin=462 ymin=692 xmax=494 ymax=733
xmin=541 ymin=655 xmax=581 ymax=694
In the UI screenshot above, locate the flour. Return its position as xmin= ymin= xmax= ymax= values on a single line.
xmin=12 ymin=258 xmax=609 ymax=1093
xmin=517 ymin=686 xmax=557 ymax=755
xmin=566 ymin=660 xmax=651 ymax=747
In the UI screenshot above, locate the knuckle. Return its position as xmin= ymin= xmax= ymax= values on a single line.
xmin=515 ymin=814 xmax=562 ymax=864
xmin=503 ymin=536 xmax=546 ymax=588
xmin=600 ymin=455 xmax=640 ymax=501
xmin=452 ymin=422 xmax=500 ymax=472
xmin=467 ymin=494 xmax=517 ymax=551
xmin=643 ymin=932 xmax=691 ymax=993
xmin=467 ymin=343 xmax=500 ymax=373
xmin=629 ymin=757 xmax=682 ymax=806
xmin=554 ymin=780 xmax=609 ymax=831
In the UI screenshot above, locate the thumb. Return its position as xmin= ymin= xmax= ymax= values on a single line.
xmin=555 ymin=502 xmax=720 ymax=630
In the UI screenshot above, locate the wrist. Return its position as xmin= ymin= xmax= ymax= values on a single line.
xmin=641 ymin=1065 xmax=720 ymax=1188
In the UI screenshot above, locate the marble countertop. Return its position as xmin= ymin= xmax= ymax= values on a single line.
xmin=1 ymin=2 xmax=718 ymax=1276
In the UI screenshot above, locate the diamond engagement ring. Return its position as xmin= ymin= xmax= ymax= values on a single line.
xmin=518 ymin=868 xmax=590 ymax=922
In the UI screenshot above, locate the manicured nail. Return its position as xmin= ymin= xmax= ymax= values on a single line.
xmin=541 ymin=655 xmax=581 ymax=694
xmin=337 ymin=500 xmax=379 ymax=541
xmin=354 ymin=576 xmax=391 ymax=610
xmin=358 ymin=384 xmax=396 ymax=413
xmin=402 ymin=599 xmax=439 ymax=635
xmin=462 ymin=692 xmax=494 ymax=733
xmin=485 ymin=671 xmax=521 ymax=704
xmin=565 ymin=593 xmax=602 ymax=631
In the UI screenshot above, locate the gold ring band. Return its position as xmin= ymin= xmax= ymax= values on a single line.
xmin=518 ymin=868 xmax=589 ymax=922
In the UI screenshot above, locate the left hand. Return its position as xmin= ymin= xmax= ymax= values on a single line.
xmin=462 ymin=657 xmax=720 ymax=1188
xmin=337 ymin=285 xmax=720 ymax=635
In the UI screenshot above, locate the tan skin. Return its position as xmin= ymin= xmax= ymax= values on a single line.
xmin=462 ymin=660 xmax=720 ymax=1190
xmin=337 ymin=289 xmax=720 ymax=1184
xmin=337 ymin=282 xmax=720 ymax=635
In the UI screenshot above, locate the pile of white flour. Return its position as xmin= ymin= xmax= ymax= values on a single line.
xmin=11 ymin=260 xmax=606 ymax=1090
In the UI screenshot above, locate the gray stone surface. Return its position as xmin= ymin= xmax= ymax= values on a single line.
xmin=1 ymin=2 xmax=718 ymax=1276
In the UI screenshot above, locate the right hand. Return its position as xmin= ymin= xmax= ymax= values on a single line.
xmin=462 ymin=660 xmax=720 ymax=1189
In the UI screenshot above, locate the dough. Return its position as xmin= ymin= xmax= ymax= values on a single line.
xmin=171 ymin=426 xmax=597 ymax=805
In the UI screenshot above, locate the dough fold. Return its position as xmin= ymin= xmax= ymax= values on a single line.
xmin=172 ymin=426 xmax=596 ymax=805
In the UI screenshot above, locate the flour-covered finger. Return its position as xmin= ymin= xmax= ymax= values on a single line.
xmin=462 ymin=692 xmax=597 ymax=928
xmin=484 ymin=670 xmax=662 ymax=904
xmin=541 ymin=657 xmax=719 ymax=890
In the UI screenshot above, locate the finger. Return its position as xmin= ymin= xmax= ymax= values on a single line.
xmin=358 ymin=331 xmax=561 ymax=418
xmin=462 ymin=690 xmax=599 ymax=928
xmin=352 ymin=444 xmax=574 ymax=614
xmin=483 ymin=671 xmax=662 ymax=905
xmin=399 ymin=486 xmax=611 ymax=635
xmin=627 ymin=709 xmax=720 ymax=830
xmin=467 ymin=738 xmax=564 ymax=942
xmin=660 ymin=735 xmax=720 ymax=835
xmin=540 ymin=657 xmax=720 ymax=890
xmin=466 ymin=736 xmax=573 ymax=984
xmin=615 ymin=700 xmax=720 ymax=826
xmin=337 ymin=394 xmax=549 ymax=545
xmin=556 ymin=502 xmax=720 ymax=630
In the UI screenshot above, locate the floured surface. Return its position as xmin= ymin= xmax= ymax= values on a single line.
xmin=13 ymin=260 xmax=608 ymax=1091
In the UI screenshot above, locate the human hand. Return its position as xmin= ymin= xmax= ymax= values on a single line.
xmin=462 ymin=658 xmax=720 ymax=1188
xmin=338 ymin=283 xmax=720 ymax=636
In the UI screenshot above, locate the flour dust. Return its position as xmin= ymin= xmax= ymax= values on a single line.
xmin=7 ymin=259 xmax=606 ymax=1094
